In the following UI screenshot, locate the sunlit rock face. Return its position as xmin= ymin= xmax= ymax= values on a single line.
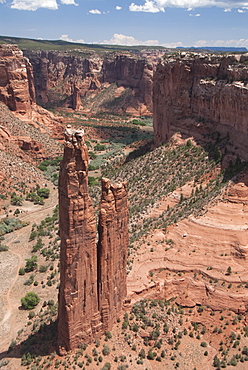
xmin=0 ymin=44 xmax=35 ymax=118
xmin=153 ymin=53 xmax=248 ymax=160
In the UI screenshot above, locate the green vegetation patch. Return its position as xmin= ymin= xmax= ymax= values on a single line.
xmin=0 ymin=217 xmax=29 ymax=236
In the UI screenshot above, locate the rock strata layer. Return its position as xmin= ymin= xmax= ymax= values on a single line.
xmin=153 ymin=53 xmax=248 ymax=160
xmin=58 ymin=128 xmax=128 ymax=353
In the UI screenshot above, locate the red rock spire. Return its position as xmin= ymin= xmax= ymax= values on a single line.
xmin=58 ymin=126 xmax=101 ymax=354
xmin=58 ymin=127 xmax=128 ymax=354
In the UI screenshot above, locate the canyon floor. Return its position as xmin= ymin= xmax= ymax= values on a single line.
xmin=0 ymin=111 xmax=248 ymax=370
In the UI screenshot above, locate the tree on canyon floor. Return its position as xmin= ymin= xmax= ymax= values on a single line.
xmin=21 ymin=292 xmax=40 ymax=310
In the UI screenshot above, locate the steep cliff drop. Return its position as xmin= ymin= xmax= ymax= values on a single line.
xmin=153 ymin=53 xmax=248 ymax=160
xmin=58 ymin=127 xmax=128 ymax=354
xmin=58 ymin=126 xmax=102 ymax=354
xmin=98 ymin=178 xmax=128 ymax=331
xmin=25 ymin=50 xmax=154 ymax=116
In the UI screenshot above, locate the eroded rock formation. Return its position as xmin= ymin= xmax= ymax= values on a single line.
xmin=58 ymin=126 xmax=101 ymax=353
xmin=25 ymin=50 xmax=154 ymax=115
xmin=98 ymin=178 xmax=128 ymax=331
xmin=0 ymin=44 xmax=35 ymax=119
xmin=153 ymin=52 xmax=248 ymax=160
xmin=58 ymin=128 xmax=128 ymax=353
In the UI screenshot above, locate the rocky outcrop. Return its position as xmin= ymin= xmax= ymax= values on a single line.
xmin=25 ymin=50 xmax=154 ymax=115
xmin=58 ymin=126 xmax=101 ymax=353
xmin=153 ymin=53 xmax=248 ymax=160
xmin=0 ymin=44 xmax=35 ymax=119
xmin=58 ymin=128 xmax=128 ymax=353
xmin=98 ymin=178 xmax=128 ymax=330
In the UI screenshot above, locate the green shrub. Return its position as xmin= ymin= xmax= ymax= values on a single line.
xmin=37 ymin=188 xmax=50 ymax=199
xmin=147 ymin=349 xmax=155 ymax=360
xmin=10 ymin=195 xmax=23 ymax=206
xmin=94 ymin=143 xmax=106 ymax=152
xmin=21 ymin=292 xmax=40 ymax=310
xmin=0 ymin=217 xmax=28 ymax=236
xmin=102 ymin=344 xmax=110 ymax=356
xmin=28 ymin=311 xmax=35 ymax=319
xmin=0 ymin=244 xmax=8 ymax=252
xmin=25 ymin=256 xmax=37 ymax=272
xmin=101 ymin=363 xmax=111 ymax=370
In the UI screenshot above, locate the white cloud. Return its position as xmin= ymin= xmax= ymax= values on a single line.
xmin=194 ymin=38 xmax=248 ymax=48
xmin=129 ymin=0 xmax=165 ymax=13
xmin=189 ymin=12 xmax=201 ymax=15
xmin=11 ymin=0 xmax=58 ymax=10
xmin=162 ymin=41 xmax=184 ymax=47
xmin=61 ymin=0 xmax=78 ymax=5
xmin=237 ymin=8 xmax=245 ymax=12
xmin=10 ymin=0 xmax=77 ymax=10
xmin=129 ymin=0 xmax=248 ymax=12
xmin=116 ymin=5 xmax=122 ymax=10
xmin=0 ymin=0 xmax=5 ymax=3
xmin=100 ymin=33 xmax=160 ymax=46
xmin=89 ymin=9 xmax=101 ymax=14
xmin=59 ymin=34 xmax=85 ymax=43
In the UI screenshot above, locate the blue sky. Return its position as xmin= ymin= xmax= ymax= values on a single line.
xmin=0 ymin=0 xmax=248 ymax=48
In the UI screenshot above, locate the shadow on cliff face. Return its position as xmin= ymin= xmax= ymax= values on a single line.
xmin=0 ymin=320 xmax=57 ymax=363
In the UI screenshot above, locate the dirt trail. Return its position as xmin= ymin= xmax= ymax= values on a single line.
xmin=0 ymin=185 xmax=58 ymax=353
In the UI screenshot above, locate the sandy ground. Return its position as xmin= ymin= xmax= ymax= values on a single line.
xmin=0 ymin=184 xmax=58 ymax=354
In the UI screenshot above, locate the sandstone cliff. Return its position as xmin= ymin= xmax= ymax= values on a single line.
xmin=0 ymin=44 xmax=35 ymax=119
xmin=98 ymin=178 xmax=128 ymax=330
xmin=0 ymin=44 xmax=65 ymax=163
xmin=25 ymin=50 xmax=154 ymax=116
xmin=153 ymin=53 xmax=248 ymax=160
xmin=58 ymin=128 xmax=128 ymax=353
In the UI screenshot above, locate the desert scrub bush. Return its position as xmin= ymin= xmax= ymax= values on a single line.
xmin=0 ymin=243 xmax=8 ymax=251
xmin=0 ymin=217 xmax=28 ymax=236
xmin=37 ymin=156 xmax=62 ymax=185
xmin=0 ymin=359 xmax=9 ymax=368
xmin=10 ymin=193 xmax=23 ymax=206
xmin=21 ymin=292 xmax=40 ymax=310
xmin=25 ymin=256 xmax=38 ymax=272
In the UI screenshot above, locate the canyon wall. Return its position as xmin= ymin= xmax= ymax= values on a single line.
xmin=58 ymin=128 xmax=128 ymax=353
xmin=153 ymin=53 xmax=248 ymax=160
xmin=0 ymin=44 xmax=35 ymax=119
xmin=24 ymin=50 xmax=154 ymax=115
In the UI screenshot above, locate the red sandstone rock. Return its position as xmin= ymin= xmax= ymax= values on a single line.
xmin=72 ymin=84 xmax=81 ymax=110
xmin=98 ymin=177 xmax=128 ymax=330
xmin=0 ymin=44 xmax=35 ymax=119
xmin=58 ymin=128 xmax=128 ymax=353
xmin=25 ymin=50 xmax=154 ymax=115
xmin=14 ymin=136 xmax=42 ymax=152
xmin=58 ymin=126 xmax=101 ymax=353
xmin=153 ymin=53 xmax=248 ymax=160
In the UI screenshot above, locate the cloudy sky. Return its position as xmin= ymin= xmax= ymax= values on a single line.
xmin=0 ymin=0 xmax=248 ymax=48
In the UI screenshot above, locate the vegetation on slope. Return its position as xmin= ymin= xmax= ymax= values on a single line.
xmin=0 ymin=35 xmax=166 ymax=55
